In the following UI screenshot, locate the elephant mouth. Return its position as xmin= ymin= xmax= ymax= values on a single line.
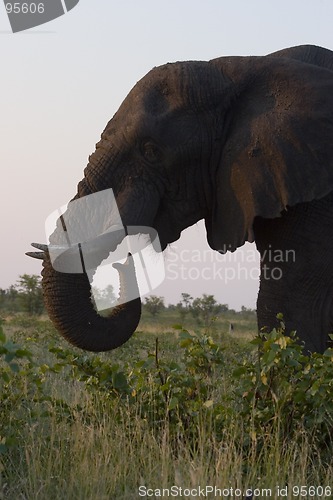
xmin=42 ymin=196 xmax=180 ymax=273
xmin=158 ymin=232 xmax=180 ymax=251
xmin=152 ymin=209 xmax=182 ymax=250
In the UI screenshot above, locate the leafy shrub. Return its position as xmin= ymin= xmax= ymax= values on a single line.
xmin=49 ymin=327 xmax=228 ymax=447
xmin=0 ymin=319 xmax=75 ymax=455
xmin=2 ymin=314 xmax=333 ymax=480
xmin=47 ymin=319 xmax=333 ymax=459
xmin=233 ymin=318 xmax=333 ymax=456
xmin=0 ymin=319 xmax=35 ymax=452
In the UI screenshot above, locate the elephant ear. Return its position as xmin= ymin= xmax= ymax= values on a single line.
xmin=205 ymin=51 xmax=333 ymax=252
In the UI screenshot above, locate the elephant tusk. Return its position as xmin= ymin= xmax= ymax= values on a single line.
xmin=31 ymin=242 xmax=49 ymax=252
xmin=26 ymin=251 xmax=45 ymax=260
xmin=26 ymin=242 xmax=49 ymax=259
xmin=24 ymin=227 xmax=128 ymax=271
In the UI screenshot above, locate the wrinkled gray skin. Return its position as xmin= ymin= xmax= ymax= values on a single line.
xmin=30 ymin=45 xmax=333 ymax=353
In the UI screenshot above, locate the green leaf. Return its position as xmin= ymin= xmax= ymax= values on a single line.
xmin=9 ymin=363 xmax=19 ymax=373
xmin=1 ymin=371 xmax=10 ymax=383
xmin=233 ymin=366 xmax=247 ymax=377
xmin=309 ymin=380 xmax=321 ymax=396
xmin=134 ymin=360 xmax=146 ymax=369
xmin=4 ymin=353 xmax=15 ymax=363
xmin=112 ymin=371 xmax=129 ymax=391
xmin=179 ymin=330 xmax=194 ymax=340
xmin=0 ymin=329 xmax=6 ymax=343
xmin=52 ymin=363 xmax=64 ymax=373
xmin=293 ymin=391 xmax=305 ymax=403
xmin=143 ymin=357 xmax=155 ymax=369
xmin=323 ymin=348 xmax=333 ymax=359
xmin=14 ymin=348 xmax=32 ymax=358
xmin=0 ymin=444 xmax=7 ymax=454
xmin=168 ymin=397 xmax=179 ymax=410
xmin=263 ymin=348 xmax=278 ymax=366
xmin=250 ymin=337 xmax=264 ymax=346
xmin=180 ymin=338 xmax=193 ymax=348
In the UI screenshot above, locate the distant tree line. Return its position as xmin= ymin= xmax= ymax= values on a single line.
xmin=143 ymin=293 xmax=232 ymax=328
xmin=1 ymin=274 xmax=255 ymax=322
xmin=0 ymin=275 xmax=44 ymax=315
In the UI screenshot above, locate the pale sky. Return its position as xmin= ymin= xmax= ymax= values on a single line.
xmin=1 ymin=0 xmax=333 ymax=309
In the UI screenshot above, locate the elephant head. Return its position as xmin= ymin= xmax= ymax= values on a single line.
xmin=29 ymin=44 xmax=333 ymax=352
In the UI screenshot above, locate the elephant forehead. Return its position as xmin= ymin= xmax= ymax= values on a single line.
xmin=127 ymin=60 xmax=219 ymax=115
xmin=131 ymin=64 xmax=189 ymax=114
xmin=142 ymin=83 xmax=173 ymax=115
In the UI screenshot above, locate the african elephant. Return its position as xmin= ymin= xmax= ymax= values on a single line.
xmin=28 ymin=44 xmax=333 ymax=353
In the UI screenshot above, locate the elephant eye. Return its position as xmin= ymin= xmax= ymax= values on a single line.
xmin=142 ymin=142 xmax=160 ymax=163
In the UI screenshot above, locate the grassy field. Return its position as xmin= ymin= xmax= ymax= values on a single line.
xmin=1 ymin=311 xmax=333 ymax=499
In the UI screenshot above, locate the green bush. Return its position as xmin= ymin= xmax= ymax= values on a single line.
xmin=48 ymin=320 xmax=333 ymax=457
xmin=233 ymin=318 xmax=333 ymax=455
xmin=0 ymin=319 xmax=35 ymax=453
xmin=0 ymin=319 xmax=74 ymax=455
xmin=48 ymin=328 xmax=228 ymax=446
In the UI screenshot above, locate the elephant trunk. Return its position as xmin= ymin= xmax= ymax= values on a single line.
xmin=42 ymin=253 xmax=141 ymax=352
xmin=39 ymin=139 xmax=158 ymax=352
